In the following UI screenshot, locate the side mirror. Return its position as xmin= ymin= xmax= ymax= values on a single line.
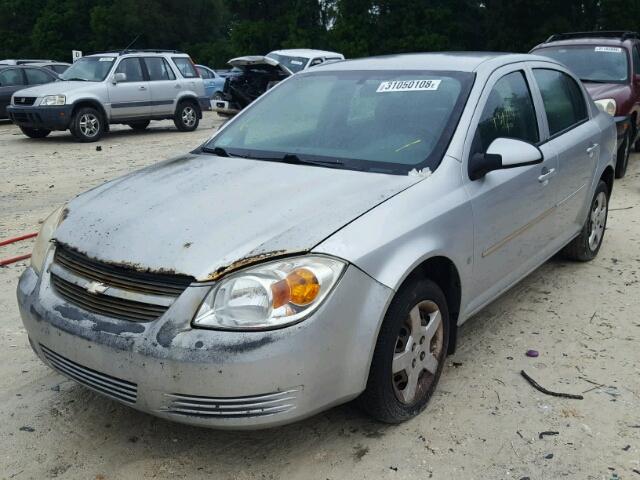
xmin=112 ymin=72 xmax=126 ymax=84
xmin=469 ymin=138 xmax=543 ymax=181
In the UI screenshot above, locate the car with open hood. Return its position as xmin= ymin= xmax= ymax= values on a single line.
xmin=18 ymin=52 xmax=615 ymax=429
xmin=531 ymin=30 xmax=640 ymax=178
xmin=213 ymin=48 xmax=344 ymax=116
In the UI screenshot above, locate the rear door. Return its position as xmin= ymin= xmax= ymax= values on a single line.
xmin=108 ymin=57 xmax=151 ymax=119
xmin=530 ymin=66 xmax=599 ymax=237
xmin=0 ymin=67 xmax=26 ymax=117
xmin=143 ymin=57 xmax=179 ymax=115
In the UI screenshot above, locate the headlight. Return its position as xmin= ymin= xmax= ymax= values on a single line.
xmin=31 ymin=205 xmax=66 ymax=275
xmin=40 ymin=95 xmax=66 ymax=106
xmin=193 ymin=255 xmax=346 ymax=330
xmin=595 ymin=98 xmax=616 ymax=116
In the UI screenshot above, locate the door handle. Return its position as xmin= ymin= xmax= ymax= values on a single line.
xmin=586 ymin=143 xmax=599 ymax=156
xmin=138 ymin=86 xmax=147 ymax=90
xmin=538 ymin=167 xmax=556 ymax=183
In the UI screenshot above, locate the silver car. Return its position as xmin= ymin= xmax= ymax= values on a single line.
xmin=7 ymin=50 xmax=209 ymax=142
xmin=17 ymin=52 xmax=616 ymax=429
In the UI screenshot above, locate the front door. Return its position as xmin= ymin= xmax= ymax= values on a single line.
xmin=464 ymin=67 xmax=559 ymax=311
xmin=108 ymin=57 xmax=151 ymax=119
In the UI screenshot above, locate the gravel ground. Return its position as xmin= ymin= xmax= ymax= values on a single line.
xmin=1 ymin=114 xmax=639 ymax=480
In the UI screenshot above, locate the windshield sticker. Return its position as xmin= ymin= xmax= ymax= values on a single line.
xmin=99 ymin=57 xmax=115 ymax=61
xmin=290 ymin=60 xmax=303 ymax=65
xmin=595 ymin=46 xmax=622 ymax=53
xmin=377 ymin=79 xmax=441 ymax=93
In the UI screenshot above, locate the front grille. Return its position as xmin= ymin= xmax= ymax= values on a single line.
xmin=163 ymin=389 xmax=299 ymax=418
xmin=54 ymin=245 xmax=193 ymax=296
xmin=51 ymin=274 xmax=168 ymax=321
xmin=41 ymin=344 xmax=137 ymax=404
xmin=13 ymin=96 xmax=36 ymax=106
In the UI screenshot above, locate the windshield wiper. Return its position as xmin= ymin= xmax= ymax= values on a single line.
xmin=579 ymin=78 xmax=612 ymax=84
xmin=201 ymin=146 xmax=250 ymax=158
xmin=279 ymin=153 xmax=343 ymax=167
xmin=63 ymin=77 xmax=88 ymax=82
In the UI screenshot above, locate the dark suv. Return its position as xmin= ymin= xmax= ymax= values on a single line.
xmin=531 ymin=31 xmax=640 ymax=178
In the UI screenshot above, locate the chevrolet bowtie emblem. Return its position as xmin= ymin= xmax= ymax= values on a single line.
xmin=86 ymin=281 xmax=108 ymax=294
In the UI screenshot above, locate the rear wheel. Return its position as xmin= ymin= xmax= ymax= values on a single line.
xmin=173 ymin=101 xmax=199 ymax=132
xmin=19 ymin=126 xmax=50 ymax=138
xmin=562 ymin=180 xmax=609 ymax=261
xmin=212 ymin=92 xmax=224 ymax=101
xmin=128 ymin=120 xmax=150 ymax=131
xmin=615 ymin=130 xmax=630 ymax=179
xmin=70 ymin=107 xmax=104 ymax=142
xmin=358 ymin=278 xmax=449 ymax=423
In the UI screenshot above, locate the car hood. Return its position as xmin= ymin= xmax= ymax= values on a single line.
xmin=13 ymin=80 xmax=102 ymax=97
xmin=582 ymin=81 xmax=630 ymax=102
xmin=54 ymin=154 xmax=420 ymax=281
xmin=228 ymin=56 xmax=292 ymax=75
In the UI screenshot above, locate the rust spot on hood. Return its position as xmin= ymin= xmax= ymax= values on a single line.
xmin=206 ymin=249 xmax=305 ymax=281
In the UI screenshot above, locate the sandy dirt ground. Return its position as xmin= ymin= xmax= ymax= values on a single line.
xmin=0 ymin=114 xmax=639 ymax=480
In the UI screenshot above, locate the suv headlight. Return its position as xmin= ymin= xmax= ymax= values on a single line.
xmin=594 ymin=98 xmax=616 ymax=116
xmin=31 ymin=205 xmax=66 ymax=275
xmin=193 ymin=255 xmax=346 ymax=330
xmin=40 ymin=95 xmax=66 ymax=106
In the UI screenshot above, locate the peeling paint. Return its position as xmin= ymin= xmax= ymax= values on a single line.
xmin=206 ymin=249 xmax=303 ymax=281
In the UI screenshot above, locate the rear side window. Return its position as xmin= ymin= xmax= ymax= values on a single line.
xmin=144 ymin=57 xmax=176 ymax=81
xmin=115 ymin=58 xmax=144 ymax=82
xmin=172 ymin=57 xmax=197 ymax=78
xmin=0 ymin=68 xmax=25 ymax=86
xmin=25 ymin=68 xmax=52 ymax=85
xmin=196 ymin=66 xmax=210 ymax=78
xmin=474 ymin=71 xmax=539 ymax=153
xmin=533 ymin=69 xmax=588 ymax=136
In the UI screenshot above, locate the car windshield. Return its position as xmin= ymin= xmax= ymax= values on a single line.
xmin=204 ymin=70 xmax=473 ymax=174
xmin=535 ymin=45 xmax=629 ymax=83
xmin=266 ymin=53 xmax=309 ymax=73
xmin=60 ymin=56 xmax=115 ymax=82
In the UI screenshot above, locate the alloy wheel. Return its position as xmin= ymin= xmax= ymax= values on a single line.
xmin=588 ymin=191 xmax=607 ymax=251
xmin=79 ymin=113 xmax=100 ymax=138
xmin=182 ymin=106 xmax=196 ymax=127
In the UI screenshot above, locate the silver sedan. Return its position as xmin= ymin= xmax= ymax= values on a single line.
xmin=17 ymin=52 xmax=616 ymax=429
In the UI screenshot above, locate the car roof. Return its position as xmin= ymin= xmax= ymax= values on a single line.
xmin=311 ymin=52 xmax=554 ymax=73
xmin=532 ymin=37 xmax=634 ymax=50
xmin=268 ymin=49 xmax=344 ymax=59
xmin=85 ymin=51 xmax=189 ymax=59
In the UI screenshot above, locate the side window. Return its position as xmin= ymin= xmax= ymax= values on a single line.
xmin=633 ymin=46 xmax=640 ymax=75
xmin=533 ymin=69 xmax=588 ymax=136
xmin=144 ymin=57 xmax=175 ymax=81
xmin=115 ymin=58 xmax=144 ymax=82
xmin=172 ymin=57 xmax=197 ymax=78
xmin=309 ymin=58 xmax=323 ymax=67
xmin=25 ymin=68 xmax=52 ymax=85
xmin=0 ymin=68 xmax=25 ymax=86
xmin=196 ymin=66 xmax=210 ymax=79
xmin=474 ymin=71 xmax=539 ymax=153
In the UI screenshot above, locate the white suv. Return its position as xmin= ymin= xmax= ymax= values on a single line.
xmin=7 ymin=49 xmax=209 ymax=142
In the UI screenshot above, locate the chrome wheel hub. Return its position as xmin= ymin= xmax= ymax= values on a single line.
xmin=79 ymin=113 xmax=99 ymax=137
xmin=182 ymin=107 xmax=196 ymax=127
xmin=392 ymin=300 xmax=444 ymax=404
xmin=588 ymin=191 xmax=607 ymax=251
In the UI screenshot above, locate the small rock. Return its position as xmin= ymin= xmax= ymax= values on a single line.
xmin=96 ymin=146 xmax=102 ymax=151
xmin=50 ymin=385 xmax=60 ymax=392
xmin=19 ymin=426 xmax=35 ymax=432
xmin=526 ymin=349 xmax=539 ymax=358
xmin=544 ymin=453 xmax=554 ymax=459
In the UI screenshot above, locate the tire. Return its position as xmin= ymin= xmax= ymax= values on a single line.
xmin=358 ymin=278 xmax=449 ymax=424
xmin=19 ymin=127 xmax=50 ymax=138
xmin=128 ymin=120 xmax=150 ymax=131
xmin=173 ymin=101 xmax=199 ymax=132
xmin=562 ymin=180 xmax=609 ymax=262
xmin=212 ymin=92 xmax=224 ymax=101
xmin=70 ymin=107 xmax=104 ymax=142
xmin=615 ymin=129 xmax=630 ymax=179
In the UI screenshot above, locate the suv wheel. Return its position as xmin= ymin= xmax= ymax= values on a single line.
xmin=19 ymin=127 xmax=51 ymax=139
xmin=128 ymin=120 xmax=150 ymax=131
xmin=562 ymin=180 xmax=609 ymax=261
xmin=358 ymin=278 xmax=449 ymax=423
xmin=70 ymin=107 xmax=104 ymax=142
xmin=615 ymin=130 xmax=630 ymax=178
xmin=174 ymin=101 xmax=199 ymax=132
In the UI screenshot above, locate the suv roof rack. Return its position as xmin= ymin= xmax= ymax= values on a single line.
xmin=90 ymin=49 xmax=185 ymax=56
xmin=545 ymin=31 xmax=640 ymax=43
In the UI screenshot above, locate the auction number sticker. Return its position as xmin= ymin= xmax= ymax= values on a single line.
xmin=595 ymin=46 xmax=622 ymax=53
xmin=377 ymin=79 xmax=441 ymax=93
xmin=99 ymin=57 xmax=115 ymax=61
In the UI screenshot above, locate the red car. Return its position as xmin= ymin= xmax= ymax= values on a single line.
xmin=531 ymin=31 xmax=640 ymax=178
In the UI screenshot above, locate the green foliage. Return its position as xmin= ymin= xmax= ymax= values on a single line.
xmin=1 ymin=0 xmax=640 ymax=67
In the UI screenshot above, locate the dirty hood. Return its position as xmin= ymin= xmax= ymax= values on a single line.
xmin=228 ymin=56 xmax=292 ymax=75
xmin=54 ymin=154 xmax=420 ymax=281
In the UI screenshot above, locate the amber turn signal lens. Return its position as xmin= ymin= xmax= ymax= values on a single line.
xmin=270 ymin=268 xmax=320 ymax=309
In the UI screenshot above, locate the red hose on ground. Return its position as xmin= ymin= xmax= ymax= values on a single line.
xmin=0 ymin=232 xmax=37 ymax=247
xmin=0 ymin=254 xmax=31 ymax=266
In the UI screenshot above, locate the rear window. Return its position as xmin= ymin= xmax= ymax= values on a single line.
xmin=172 ymin=57 xmax=197 ymax=78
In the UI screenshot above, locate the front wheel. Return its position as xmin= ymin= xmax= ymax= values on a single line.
xmin=562 ymin=180 xmax=609 ymax=261
xmin=173 ymin=102 xmax=199 ymax=132
xmin=19 ymin=126 xmax=51 ymax=138
xmin=358 ymin=278 xmax=449 ymax=423
xmin=70 ymin=107 xmax=104 ymax=142
xmin=615 ymin=130 xmax=630 ymax=179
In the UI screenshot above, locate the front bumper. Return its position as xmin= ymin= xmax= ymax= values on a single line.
xmin=7 ymin=104 xmax=73 ymax=130
xmin=17 ymin=258 xmax=392 ymax=429
xmin=212 ymin=99 xmax=240 ymax=116
xmin=614 ymin=115 xmax=631 ymax=146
